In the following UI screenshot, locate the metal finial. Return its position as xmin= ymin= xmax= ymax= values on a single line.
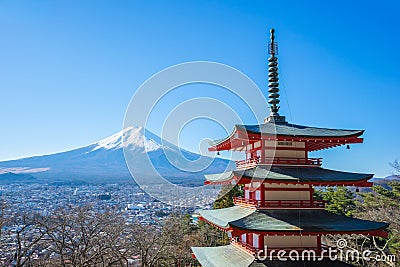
xmin=268 ymin=29 xmax=278 ymax=55
xmin=270 ymin=29 xmax=275 ymax=43
xmin=267 ymin=28 xmax=280 ymax=115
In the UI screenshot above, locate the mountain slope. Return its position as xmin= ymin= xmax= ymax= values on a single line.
xmin=0 ymin=127 xmax=232 ymax=184
xmin=0 ymin=172 xmax=37 ymax=183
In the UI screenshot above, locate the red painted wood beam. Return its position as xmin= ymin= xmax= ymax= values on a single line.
xmin=201 ymin=216 xmax=388 ymax=239
xmin=205 ymin=177 xmax=373 ymax=187
xmin=244 ymin=186 xmax=312 ymax=191
xmin=230 ymin=229 xmax=388 ymax=239
xmin=232 ymin=176 xmax=373 ymax=187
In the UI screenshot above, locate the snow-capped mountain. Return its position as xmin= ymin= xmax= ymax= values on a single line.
xmin=0 ymin=126 xmax=232 ymax=185
xmin=90 ymin=126 xmax=163 ymax=153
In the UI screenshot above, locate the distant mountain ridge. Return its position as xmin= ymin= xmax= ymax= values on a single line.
xmin=0 ymin=126 xmax=233 ymax=185
xmin=369 ymin=175 xmax=400 ymax=183
xmin=0 ymin=172 xmax=37 ymax=183
xmin=367 ymin=175 xmax=400 ymax=190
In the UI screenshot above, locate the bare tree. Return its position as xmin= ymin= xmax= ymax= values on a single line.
xmin=0 ymin=200 xmax=11 ymax=265
xmin=390 ymin=160 xmax=400 ymax=175
xmin=127 ymin=221 xmax=170 ymax=267
xmin=159 ymin=214 xmax=198 ymax=266
xmin=40 ymin=205 xmax=133 ymax=267
xmin=349 ymin=161 xmax=400 ymax=267
xmin=0 ymin=201 xmax=234 ymax=266
xmin=8 ymin=213 xmax=48 ymax=267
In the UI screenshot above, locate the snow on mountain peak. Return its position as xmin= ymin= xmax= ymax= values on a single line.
xmin=91 ymin=126 xmax=163 ymax=153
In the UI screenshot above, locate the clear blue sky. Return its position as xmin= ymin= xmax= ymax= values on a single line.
xmin=0 ymin=0 xmax=399 ymax=177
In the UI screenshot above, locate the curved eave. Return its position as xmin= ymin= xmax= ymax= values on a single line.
xmin=204 ymin=171 xmax=236 ymax=185
xmin=200 ymin=207 xmax=389 ymax=239
xmin=192 ymin=245 xmax=357 ymax=267
xmin=208 ymin=125 xmax=241 ymax=152
xmin=204 ymin=167 xmax=374 ymax=187
xmin=191 ymin=245 xmax=255 ymax=267
xmin=243 ymin=127 xmax=364 ymax=139
xmin=229 ymin=210 xmax=389 ymax=238
xmin=239 ymin=123 xmax=364 ymax=139
xmin=209 ymin=124 xmax=365 ymax=152
xmin=230 ymin=223 xmax=389 ymax=238
xmin=198 ymin=206 xmax=255 ymax=230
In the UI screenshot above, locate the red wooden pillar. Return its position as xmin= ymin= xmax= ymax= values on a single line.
xmin=317 ymin=235 xmax=322 ymax=252
xmin=248 ymin=233 xmax=253 ymax=246
xmin=258 ymin=234 xmax=265 ymax=251
xmin=261 ymin=138 xmax=265 ymax=164
xmin=305 ymin=141 xmax=309 ymax=161
xmin=260 ymin=183 xmax=265 ymax=207
xmin=250 ymin=189 xmax=255 ymax=200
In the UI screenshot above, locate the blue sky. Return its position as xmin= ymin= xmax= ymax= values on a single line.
xmin=0 ymin=0 xmax=399 ymax=177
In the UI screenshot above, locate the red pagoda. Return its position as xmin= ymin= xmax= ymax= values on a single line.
xmin=191 ymin=29 xmax=389 ymax=267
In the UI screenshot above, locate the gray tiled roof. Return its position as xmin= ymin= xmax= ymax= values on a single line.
xmin=210 ymin=122 xmax=364 ymax=147
xmin=199 ymin=206 xmax=388 ymax=232
xmin=191 ymin=245 xmax=254 ymax=267
xmin=238 ymin=122 xmax=363 ymax=138
xmin=192 ymin=244 xmax=356 ymax=267
xmin=230 ymin=209 xmax=389 ymax=232
xmin=204 ymin=166 xmax=373 ymax=184
xmin=199 ymin=206 xmax=255 ymax=228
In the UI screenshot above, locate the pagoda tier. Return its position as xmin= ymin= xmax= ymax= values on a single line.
xmin=192 ymin=245 xmax=356 ymax=267
xmin=194 ymin=207 xmax=388 ymax=266
xmin=209 ymin=123 xmax=364 ymax=152
xmin=198 ymin=206 xmax=388 ymax=238
xmin=208 ymin=122 xmax=365 ymax=169
xmin=204 ymin=166 xmax=373 ymax=187
xmin=205 ymin=166 xmax=373 ymax=209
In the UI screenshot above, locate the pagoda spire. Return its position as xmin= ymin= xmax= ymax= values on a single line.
xmin=265 ymin=28 xmax=286 ymax=123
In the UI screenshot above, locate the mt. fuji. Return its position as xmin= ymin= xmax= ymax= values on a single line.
xmin=90 ymin=126 xmax=164 ymax=153
xmin=0 ymin=126 xmax=233 ymax=185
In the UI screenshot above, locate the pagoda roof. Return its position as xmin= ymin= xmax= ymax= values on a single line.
xmin=191 ymin=244 xmax=254 ymax=267
xmin=238 ymin=123 xmax=363 ymax=138
xmin=204 ymin=166 xmax=373 ymax=186
xmin=192 ymin=244 xmax=356 ymax=267
xmin=199 ymin=207 xmax=388 ymax=236
xmin=199 ymin=206 xmax=254 ymax=228
xmin=209 ymin=122 xmax=364 ymax=151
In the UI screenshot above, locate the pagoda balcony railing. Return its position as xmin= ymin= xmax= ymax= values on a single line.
xmin=231 ymin=238 xmax=257 ymax=255
xmin=233 ymin=197 xmax=326 ymax=209
xmin=236 ymin=158 xmax=259 ymax=169
xmin=235 ymin=157 xmax=322 ymax=169
xmin=231 ymin=238 xmax=330 ymax=256
xmin=231 ymin=238 xmax=331 ymax=258
xmin=254 ymin=245 xmax=329 ymax=257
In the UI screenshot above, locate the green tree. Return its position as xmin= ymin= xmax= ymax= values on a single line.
xmin=314 ymin=186 xmax=356 ymax=216
xmin=213 ymin=185 xmax=243 ymax=209
xmin=312 ymin=187 xmax=324 ymax=201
